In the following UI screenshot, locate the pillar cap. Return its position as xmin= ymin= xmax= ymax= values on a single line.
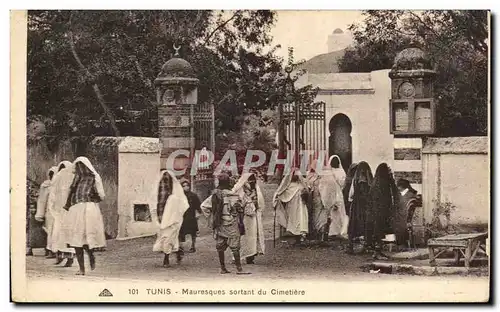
xmin=392 ymin=48 xmax=433 ymax=71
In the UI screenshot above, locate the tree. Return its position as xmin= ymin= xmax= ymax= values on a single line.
xmin=338 ymin=10 xmax=488 ymax=136
xmin=27 ymin=10 xmax=319 ymax=140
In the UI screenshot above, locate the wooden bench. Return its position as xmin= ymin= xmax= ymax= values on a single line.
xmin=427 ymin=232 xmax=488 ymax=268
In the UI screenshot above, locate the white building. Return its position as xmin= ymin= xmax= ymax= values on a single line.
xmin=327 ymin=28 xmax=353 ymax=52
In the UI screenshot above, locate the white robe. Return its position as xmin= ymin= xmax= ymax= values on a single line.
xmin=322 ymin=173 xmax=348 ymax=237
xmin=63 ymin=157 xmax=107 ymax=249
xmin=35 ymin=166 xmax=57 ymax=250
xmin=231 ymin=173 xmax=266 ymax=259
xmin=47 ymin=161 xmax=76 ymax=254
xmin=148 ymin=170 xmax=189 ymax=254
xmin=306 ymin=172 xmax=329 ymax=232
xmin=273 ymin=173 xmax=309 ymax=236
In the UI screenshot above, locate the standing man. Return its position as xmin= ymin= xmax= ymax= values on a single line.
xmin=179 ymin=178 xmax=202 ymax=253
xmin=201 ymin=173 xmax=250 ymax=274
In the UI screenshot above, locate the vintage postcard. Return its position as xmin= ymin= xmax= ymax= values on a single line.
xmin=11 ymin=9 xmax=490 ymax=302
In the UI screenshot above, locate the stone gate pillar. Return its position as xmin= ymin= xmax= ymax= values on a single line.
xmin=154 ymin=47 xmax=199 ymax=178
xmin=389 ymin=47 xmax=437 ymax=245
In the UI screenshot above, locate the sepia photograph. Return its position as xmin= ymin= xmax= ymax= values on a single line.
xmin=10 ymin=7 xmax=490 ymax=302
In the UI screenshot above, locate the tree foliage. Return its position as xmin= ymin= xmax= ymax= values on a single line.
xmin=338 ymin=10 xmax=488 ymax=136
xmin=27 ymin=10 xmax=319 ymax=139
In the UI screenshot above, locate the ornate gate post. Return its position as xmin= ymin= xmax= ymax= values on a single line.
xmin=154 ymin=46 xmax=215 ymax=199
xmin=389 ymin=47 xmax=436 ymax=246
xmin=154 ymin=46 xmax=199 ymax=178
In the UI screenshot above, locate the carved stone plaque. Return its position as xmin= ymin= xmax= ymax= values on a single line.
xmin=159 ymin=115 xmax=190 ymax=128
xmin=398 ymin=82 xmax=415 ymax=98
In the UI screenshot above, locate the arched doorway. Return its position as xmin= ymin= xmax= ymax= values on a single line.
xmin=329 ymin=113 xmax=352 ymax=172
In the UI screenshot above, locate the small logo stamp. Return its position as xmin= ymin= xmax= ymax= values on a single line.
xmin=98 ymin=289 xmax=113 ymax=297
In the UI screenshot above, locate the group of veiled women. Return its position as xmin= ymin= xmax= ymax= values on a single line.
xmin=273 ymin=155 xmax=417 ymax=259
xmin=344 ymin=161 xmax=420 ymax=258
xmin=30 ymin=157 xmax=107 ymax=275
xmin=31 ymin=157 xmax=267 ymax=275
xmin=273 ymin=155 xmax=349 ymax=245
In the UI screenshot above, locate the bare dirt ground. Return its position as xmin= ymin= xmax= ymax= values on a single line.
xmin=26 ymin=183 xmax=489 ymax=289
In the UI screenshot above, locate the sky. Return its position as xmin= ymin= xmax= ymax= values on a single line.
xmin=269 ymin=10 xmax=365 ymax=61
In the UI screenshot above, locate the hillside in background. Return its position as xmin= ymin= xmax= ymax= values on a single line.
xmin=298 ymin=49 xmax=346 ymax=74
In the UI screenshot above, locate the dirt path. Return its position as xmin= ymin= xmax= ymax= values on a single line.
xmin=26 ymin=183 xmax=489 ymax=285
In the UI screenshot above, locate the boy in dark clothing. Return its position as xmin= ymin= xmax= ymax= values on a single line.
xmin=179 ymin=178 xmax=202 ymax=252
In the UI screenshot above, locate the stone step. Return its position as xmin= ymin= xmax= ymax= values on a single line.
xmin=389 ymin=248 xmax=429 ymax=260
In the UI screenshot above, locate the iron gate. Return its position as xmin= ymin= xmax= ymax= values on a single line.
xmin=280 ymin=102 xmax=327 ymax=163
xmin=192 ymin=102 xmax=215 ymax=183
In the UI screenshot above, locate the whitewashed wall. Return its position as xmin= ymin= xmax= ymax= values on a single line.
xmin=118 ymin=152 xmax=160 ymax=239
xmin=116 ymin=137 xmax=161 ymax=240
xmin=422 ymin=137 xmax=489 ymax=225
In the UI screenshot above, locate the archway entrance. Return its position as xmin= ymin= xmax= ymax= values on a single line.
xmin=329 ymin=113 xmax=352 ymax=172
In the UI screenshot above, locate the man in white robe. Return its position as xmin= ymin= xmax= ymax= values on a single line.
xmin=273 ymin=169 xmax=309 ymax=244
xmin=148 ymin=170 xmax=189 ymax=267
xmin=231 ymin=173 xmax=266 ymax=264
xmin=47 ymin=160 xmax=76 ymax=267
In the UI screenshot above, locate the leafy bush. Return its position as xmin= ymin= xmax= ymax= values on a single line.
xmin=425 ymin=199 xmax=457 ymax=239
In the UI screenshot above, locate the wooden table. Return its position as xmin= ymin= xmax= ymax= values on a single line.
xmin=427 ymin=232 xmax=488 ymax=268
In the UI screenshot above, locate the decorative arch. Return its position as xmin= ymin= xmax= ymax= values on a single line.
xmin=329 ymin=113 xmax=352 ymax=171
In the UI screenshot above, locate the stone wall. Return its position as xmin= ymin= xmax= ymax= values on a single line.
xmin=88 ymin=137 xmax=123 ymax=239
xmin=422 ymin=137 xmax=489 ymax=225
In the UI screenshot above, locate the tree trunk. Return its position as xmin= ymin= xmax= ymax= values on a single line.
xmin=67 ymin=30 xmax=120 ymax=137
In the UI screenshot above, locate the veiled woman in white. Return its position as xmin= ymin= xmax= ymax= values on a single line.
xmin=305 ymin=167 xmax=329 ymax=240
xmin=34 ymin=165 xmax=58 ymax=258
xmin=328 ymin=155 xmax=347 ymax=188
xmin=324 ymin=156 xmax=349 ymax=238
xmin=273 ymin=169 xmax=309 ymax=243
xmin=47 ymin=160 xmax=76 ymax=267
xmin=148 ymin=170 xmax=189 ymax=267
xmin=231 ymin=173 xmax=266 ymax=264
xmin=306 ymin=158 xmax=348 ymax=240
xmin=63 ymin=156 xmax=106 ymax=275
